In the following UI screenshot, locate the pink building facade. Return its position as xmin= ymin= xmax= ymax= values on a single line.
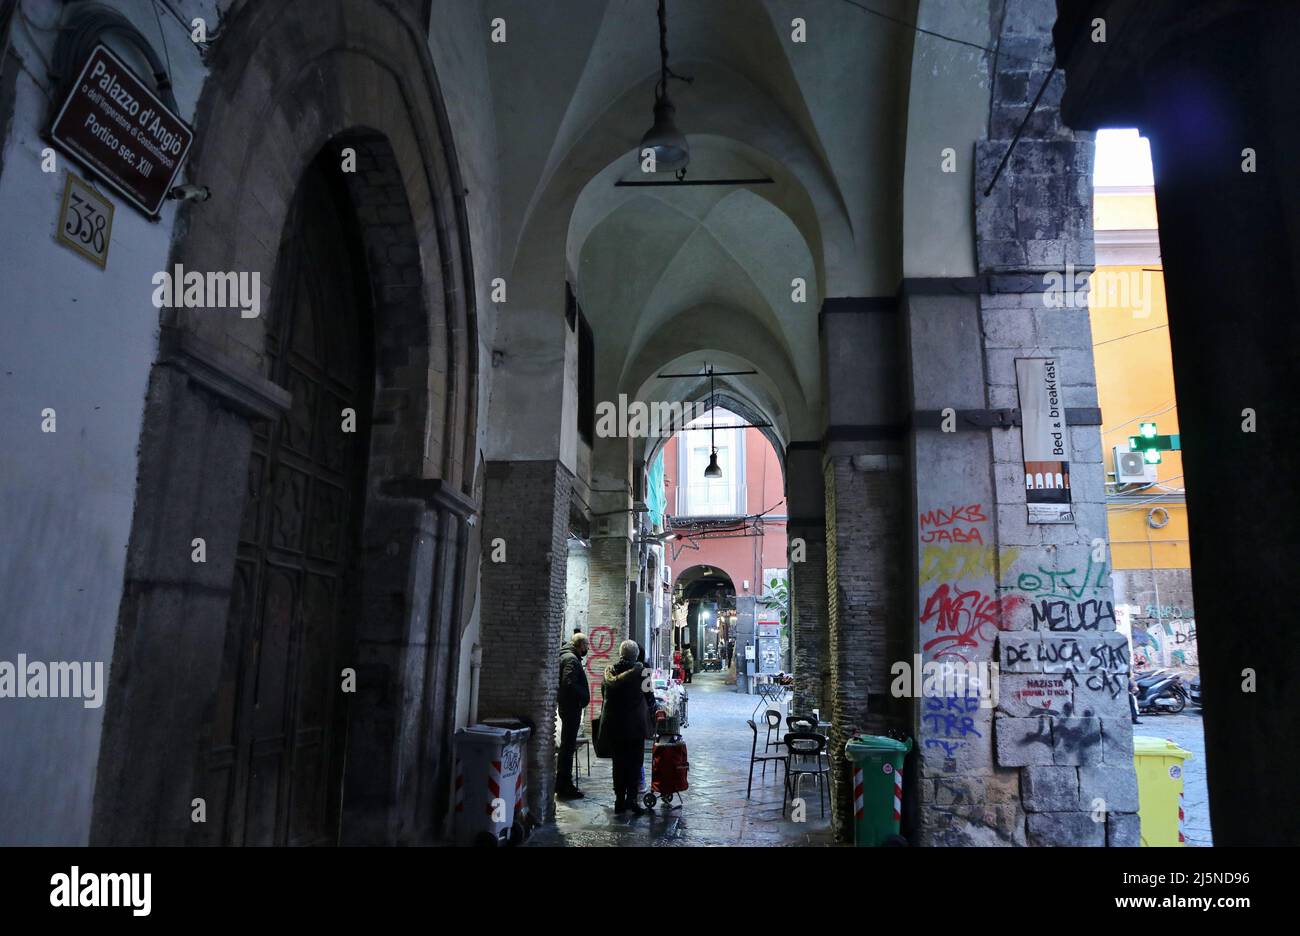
xmin=660 ymin=414 xmax=787 ymax=684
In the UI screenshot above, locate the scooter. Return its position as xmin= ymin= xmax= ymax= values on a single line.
xmin=1135 ymin=669 xmax=1187 ymax=715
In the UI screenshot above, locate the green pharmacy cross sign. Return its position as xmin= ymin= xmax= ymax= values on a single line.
xmin=1129 ymin=422 xmax=1181 ymax=464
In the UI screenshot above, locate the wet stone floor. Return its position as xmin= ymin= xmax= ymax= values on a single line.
xmin=528 ymin=673 xmax=838 ymax=847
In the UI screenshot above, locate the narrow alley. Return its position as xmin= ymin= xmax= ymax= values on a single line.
xmin=532 ymin=673 xmax=835 ymax=847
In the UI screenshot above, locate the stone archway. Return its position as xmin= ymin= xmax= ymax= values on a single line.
xmin=91 ymin=0 xmax=478 ymax=846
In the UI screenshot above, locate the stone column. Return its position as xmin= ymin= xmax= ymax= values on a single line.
xmin=477 ymin=460 xmax=573 ymax=821
xmin=823 ymin=451 xmax=909 ymax=841
xmin=820 ymin=299 xmax=910 ymax=841
xmin=789 ymin=530 xmax=829 ymax=716
xmin=586 ymin=536 xmax=630 ymax=668
xmin=903 ymin=0 xmax=1134 ymax=846
xmin=583 ymin=434 xmax=633 ymax=722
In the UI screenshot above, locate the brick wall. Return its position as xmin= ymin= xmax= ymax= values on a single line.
xmin=789 ymin=525 xmax=828 ymax=717
xmin=824 ymin=453 xmax=909 ymax=841
xmin=478 ymin=460 xmax=572 ymax=820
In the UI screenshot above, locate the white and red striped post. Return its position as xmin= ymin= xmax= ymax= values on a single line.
xmin=486 ymin=759 xmax=502 ymax=819
xmin=515 ymin=770 xmax=528 ymax=821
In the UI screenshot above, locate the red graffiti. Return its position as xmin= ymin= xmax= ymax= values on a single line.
xmin=921 ymin=584 xmax=1025 ymax=662
xmin=920 ymin=526 xmax=984 ymax=544
xmin=918 ymin=504 xmax=987 ymax=544
xmin=918 ymin=504 xmax=987 ymax=529
xmin=584 ymin=625 xmax=614 ymax=720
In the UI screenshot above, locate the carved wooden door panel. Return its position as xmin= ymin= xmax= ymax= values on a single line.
xmin=204 ymin=162 xmax=369 ymax=846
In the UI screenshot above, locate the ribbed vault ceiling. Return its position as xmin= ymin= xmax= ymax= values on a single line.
xmin=482 ymin=0 xmax=917 ymax=442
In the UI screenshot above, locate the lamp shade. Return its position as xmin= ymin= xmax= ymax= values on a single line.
xmin=639 ymin=95 xmax=689 ymax=172
xmin=704 ymin=450 xmax=722 ymax=479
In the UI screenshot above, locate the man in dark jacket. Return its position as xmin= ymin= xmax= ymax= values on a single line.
xmin=556 ymin=633 xmax=590 ymax=799
xmin=600 ymin=639 xmax=655 ymax=814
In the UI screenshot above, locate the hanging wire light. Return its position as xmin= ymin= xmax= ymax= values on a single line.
xmin=704 ymin=365 xmax=722 ymax=478
xmin=638 ymin=0 xmax=690 ymax=174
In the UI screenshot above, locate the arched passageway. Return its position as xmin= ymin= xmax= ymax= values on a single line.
xmin=10 ymin=0 xmax=1291 ymax=853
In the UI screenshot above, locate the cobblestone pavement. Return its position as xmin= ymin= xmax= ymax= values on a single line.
xmin=528 ymin=673 xmax=838 ymax=847
xmin=1134 ymin=707 xmax=1212 ymax=846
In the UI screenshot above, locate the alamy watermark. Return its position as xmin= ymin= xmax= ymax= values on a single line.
xmin=151 ymin=264 xmax=261 ymax=318
xmin=595 ymin=395 xmax=710 ymax=439
xmin=889 ymin=655 xmax=1000 ymax=709
xmin=0 ymin=655 xmax=104 ymax=708
xmin=1043 ymin=263 xmax=1154 ymax=319
xmin=50 ymin=867 xmax=150 ymax=916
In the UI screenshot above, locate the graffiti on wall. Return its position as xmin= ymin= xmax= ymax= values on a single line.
xmin=920 ymin=543 xmax=1019 ymax=584
xmin=918 ymin=504 xmax=1024 ymax=663
xmin=1003 ymin=634 xmax=1131 ymax=704
xmin=1009 ymin=555 xmax=1110 ymax=599
xmin=1006 ymin=675 xmax=1070 ymax=713
xmin=1028 ymin=597 xmax=1116 ymax=632
xmin=1146 ymin=604 xmax=1187 ymax=619
xmin=1133 ymin=619 xmax=1198 ymax=668
xmin=584 ymin=624 xmax=614 ymax=724
xmin=920 ymin=585 xmax=1025 ymax=662
xmin=1004 ymin=555 xmax=1115 ymax=635
xmin=921 ymin=692 xmax=983 ymax=757
xmin=919 ymin=503 xmax=988 ymax=544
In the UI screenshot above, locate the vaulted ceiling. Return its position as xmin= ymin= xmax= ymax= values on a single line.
xmin=476 ymin=0 xmax=921 ymax=444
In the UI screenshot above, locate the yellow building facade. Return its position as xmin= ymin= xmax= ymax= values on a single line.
xmin=1091 ymin=181 xmax=1196 ymax=668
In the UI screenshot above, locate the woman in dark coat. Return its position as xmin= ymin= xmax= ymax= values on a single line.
xmin=600 ymin=639 xmax=655 ymax=814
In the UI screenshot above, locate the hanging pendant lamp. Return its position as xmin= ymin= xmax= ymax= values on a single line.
xmin=704 ymin=365 xmax=722 ymax=478
xmin=639 ymin=0 xmax=690 ymax=174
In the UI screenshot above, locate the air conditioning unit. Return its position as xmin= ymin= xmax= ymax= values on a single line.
xmin=1113 ymin=445 xmax=1156 ymax=484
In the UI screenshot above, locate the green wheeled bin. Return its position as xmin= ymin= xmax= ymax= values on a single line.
xmin=844 ymin=734 xmax=912 ymax=846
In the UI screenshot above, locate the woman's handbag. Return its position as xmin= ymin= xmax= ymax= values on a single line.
xmin=593 ymin=711 xmax=615 ymax=758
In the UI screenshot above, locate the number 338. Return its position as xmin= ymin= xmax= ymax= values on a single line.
xmin=57 ymin=174 xmax=114 ymax=267
xmin=65 ymin=191 xmax=108 ymax=253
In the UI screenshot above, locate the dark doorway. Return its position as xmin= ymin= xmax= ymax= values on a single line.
xmin=200 ymin=157 xmax=373 ymax=846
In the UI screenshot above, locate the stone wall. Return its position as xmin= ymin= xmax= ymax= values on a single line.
xmin=903 ymin=0 xmax=1136 ymax=846
xmin=985 ymin=0 xmax=1134 ymax=846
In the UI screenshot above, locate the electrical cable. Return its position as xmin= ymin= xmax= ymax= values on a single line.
xmin=1102 ymin=400 xmax=1176 ymax=438
xmin=154 ymin=0 xmax=191 ymax=36
xmin=1093 ymin=323 xmax=1169 ymax=348
xmin=837 ymin=0 xmax=1056 ymax=69
xmin=51 ymin=4 xmax=178 ymax=112
xmin=149 ymin=0 xmax=172 ymax=89
xmin=1106 ymin=479 xmax=1187 ymax=512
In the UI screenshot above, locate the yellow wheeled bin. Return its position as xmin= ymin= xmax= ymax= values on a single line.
xmin=1133 ymin=736 xmax=1192 ymax=846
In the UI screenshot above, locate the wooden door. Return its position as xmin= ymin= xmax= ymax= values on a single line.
xmin=204 ymin=161 xmax=370 ymax=846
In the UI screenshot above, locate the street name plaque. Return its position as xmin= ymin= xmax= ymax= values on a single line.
xmin=49 ymin=45 xmax=194 ymax=218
